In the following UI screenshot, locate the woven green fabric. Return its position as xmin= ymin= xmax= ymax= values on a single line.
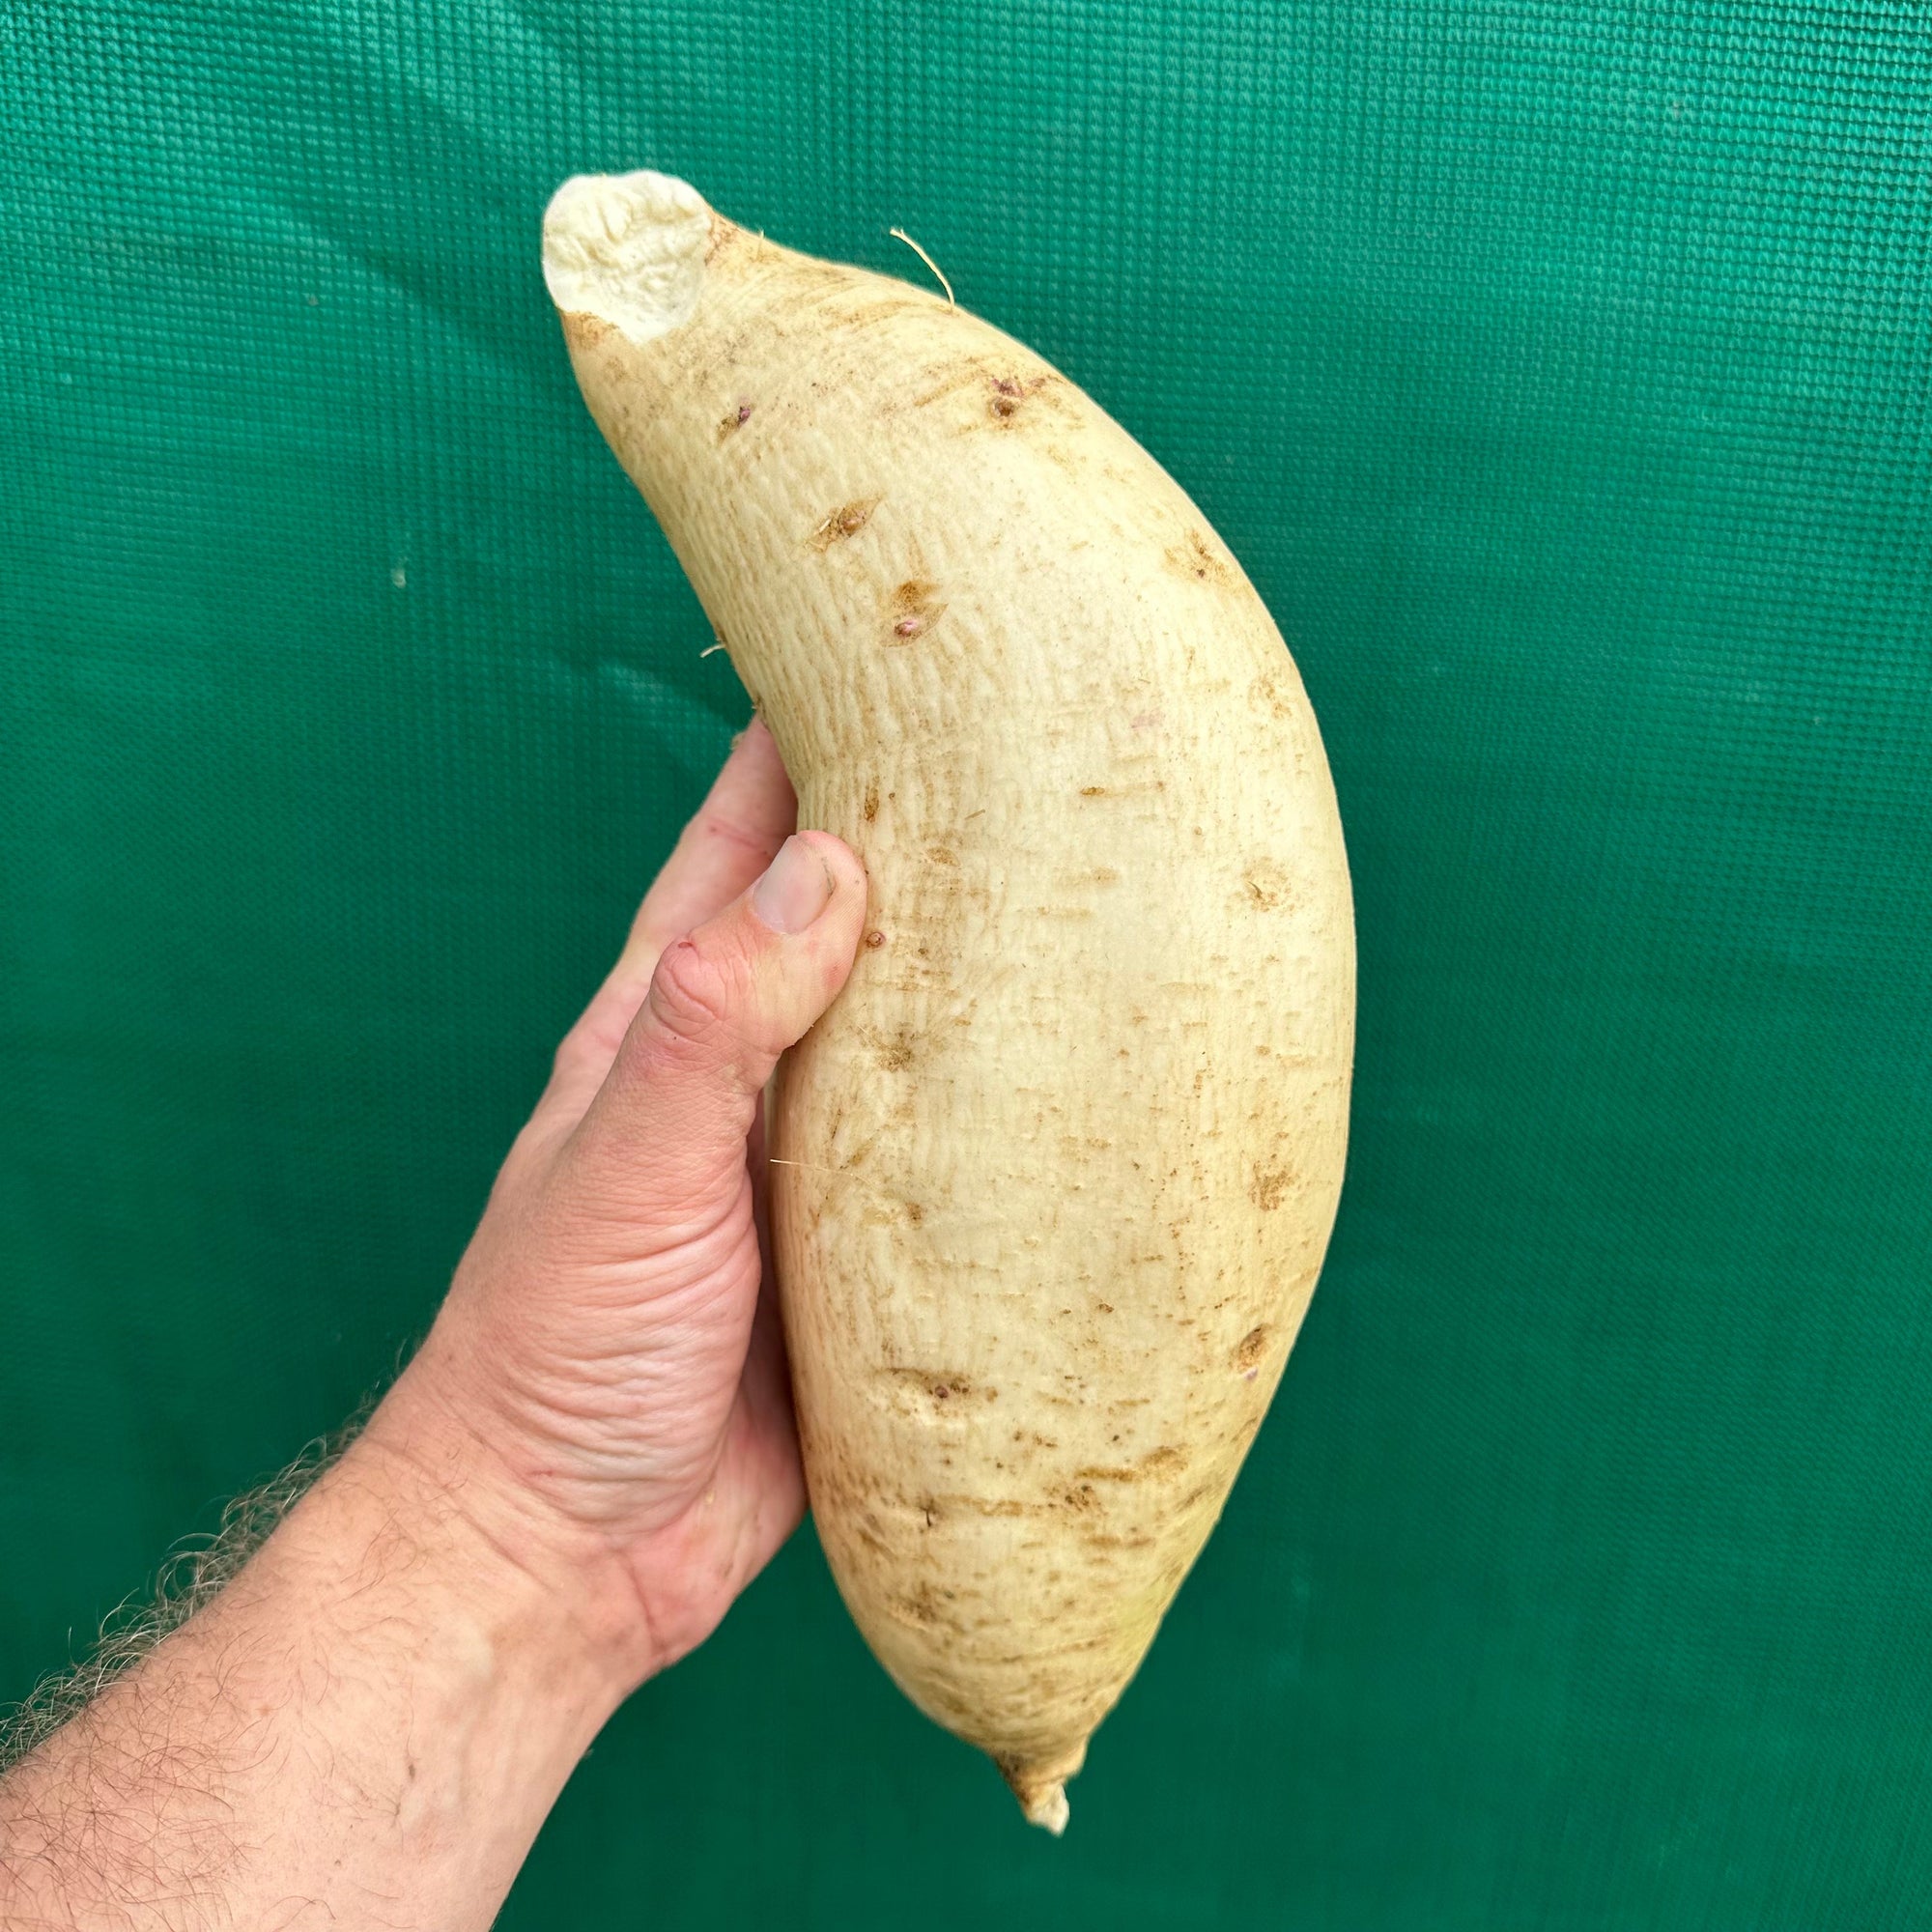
xmin=6 ymin=2 xmax=1931 ymax=1922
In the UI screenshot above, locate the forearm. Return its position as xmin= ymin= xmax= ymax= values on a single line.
xmin=0 ymin=1387 xmax=646 ymax=1931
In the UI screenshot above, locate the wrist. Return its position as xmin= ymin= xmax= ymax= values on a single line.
xmin=350 ymin=1363 xmax=663 ymax=1704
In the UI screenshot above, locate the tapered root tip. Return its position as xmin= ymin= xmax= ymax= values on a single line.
xmin=999 ymin=1744 xmax=1086 ymax=1835
xmin=542 ymin=168 xmax=712 ymax=345
xmin=1021 ymin=1781 xmax=1070 ymax=1835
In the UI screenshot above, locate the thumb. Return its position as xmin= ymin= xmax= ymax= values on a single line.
xmin=563 ymin=831 xmax=869 ymax=1224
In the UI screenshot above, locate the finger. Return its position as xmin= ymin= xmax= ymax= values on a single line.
xmin=561 ymin=831 xmax=868 ymax=1237
xmin=628 ymin=719 xmax=798 ymax=962
xmin=548 ymin=719 xmax=798 ymax=1122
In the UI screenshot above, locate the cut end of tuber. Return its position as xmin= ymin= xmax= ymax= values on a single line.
xmin=542 ymin=169 xmax=712 ymax=345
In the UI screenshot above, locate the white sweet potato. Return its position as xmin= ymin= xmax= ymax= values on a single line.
xmin=544 ymin=171 xmax=1354 ymax=1832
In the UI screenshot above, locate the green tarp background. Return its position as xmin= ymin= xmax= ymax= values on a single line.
xmin=5 ymin=2 xmax=1931 ymax=1922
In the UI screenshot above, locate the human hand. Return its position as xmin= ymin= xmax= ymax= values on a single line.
xmin=0 ymin=722 xmax=867 ymax=1928
xmin=369 ymin=719 xmax=868 ymax=1688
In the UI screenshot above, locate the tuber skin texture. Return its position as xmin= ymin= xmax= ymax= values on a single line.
xmin=545 ymin=171 xmax=1355 ymax=1832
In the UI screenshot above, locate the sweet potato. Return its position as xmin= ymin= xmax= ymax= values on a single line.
xmin=544 ymin=171 xmax=1354 ymax=1831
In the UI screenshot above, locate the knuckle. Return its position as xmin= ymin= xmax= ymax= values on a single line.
xmin=641 ymin=935 xmax=749 ymax=1057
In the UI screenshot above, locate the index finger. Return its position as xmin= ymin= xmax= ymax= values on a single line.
xmin=547 ymin=717 xmax=798 ymax=1117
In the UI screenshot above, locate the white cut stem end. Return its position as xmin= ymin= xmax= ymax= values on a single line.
xmin=542 ymin=169 xmax=712 ymax=344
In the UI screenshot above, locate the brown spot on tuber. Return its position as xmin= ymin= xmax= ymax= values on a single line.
xmin=869 ymin=1026 xmax=916 ymax=1071
xmin=1078 ymin=778 xmax=1167 ymax=801
xmin=980 ymin=371 xmax=1060 ymax=428
xmin=864 ymin=927 xmax=886 ymax=948
xmin=717 ymin=401 xmax=753 ymax=440
xmin=1074 ymin=1445 xmax=1187 ymax=1485
xmin=808 ymin=497 xmax=880 ymax=549
xmin=862 ymin=782 xmax=880 ymax=821
xmin=1243 ymin=859 xmax=1293 ymax=912
xmin=894 ymin=1583 xmax=942 ymax=1628
xmin=1249 ymin=669 xmax=1302 ymax=721
xmin=1166 ymin=528 xmax=1233 ymax=586
xmin=1249 ymin=1165 xmax=1293 ymax=1211
xmin=885 ymin=578 xmax=944 ymax=642
xmin=881 ymin=1368 xmax=994 ymax=1417
xmin=1233 ymin=1325 xmax=1271 ymax=1373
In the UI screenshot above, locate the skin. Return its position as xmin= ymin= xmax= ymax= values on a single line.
xmin=546 ymin=172 xmax=1356 ymax=1828
xmin=0 ymin=724 xmax=867 ymax=1930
